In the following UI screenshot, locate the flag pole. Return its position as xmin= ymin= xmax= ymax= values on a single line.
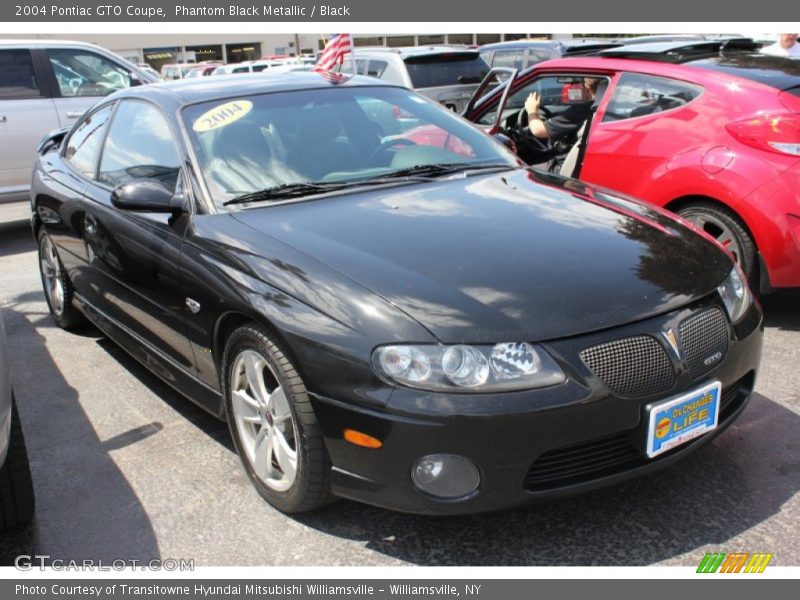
xmin=350 ymin=35 xmax=356 ymax=75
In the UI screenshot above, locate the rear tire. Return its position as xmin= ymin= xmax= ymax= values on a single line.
xmin=37 ymin=230 xmax=85 ymax=329
xmin=0 ymin=395 xmax=35 ymax=530
xmin=676 ymin=202 xmax=757 ymax=285
xmin=222 ymin=323 xmax=332 ymax=513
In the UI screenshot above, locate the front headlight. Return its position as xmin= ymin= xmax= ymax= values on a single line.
xmin=718 ymin=264 xmax=751 ymax=323
xmin=372 ymin=342 xmax=565 ymax=392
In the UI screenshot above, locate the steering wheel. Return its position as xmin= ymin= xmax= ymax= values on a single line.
xmin=366 ymin=138 xmax=417 ymax=167
xmin=515 ymin=107 xmax=552 ymax=154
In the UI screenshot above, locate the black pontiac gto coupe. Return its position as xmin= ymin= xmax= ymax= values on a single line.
xmin=30 ymin=72 xmax=762 ymax=514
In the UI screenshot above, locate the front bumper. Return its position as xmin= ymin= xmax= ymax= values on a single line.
xmin=310 ymin=296 xmax=764 ymax=515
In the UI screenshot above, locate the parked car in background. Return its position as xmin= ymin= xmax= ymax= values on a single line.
xmin=333 ymin=46 xmax=491 ymax=112
xmin=479 ymin=38 xmax=622 ymax=71
xmin=212 ymin=62 xmax=256 ymax=75
xmin=136 ymin=63 xmax=162 ymax=80
xmin=0 ymin=310 xmax=35 ymax=530
xmin=31 ymin=72 xmax=762 ymax=515
xmin=161 ymin=62 xmax=204 ymax=80
xmin=466 ymin=39 xmax=800 ymax=292
xmin=0 ymin=39 xmax=158 ymax=216
xmin=186 ymin=63 xmax=224 ymax=78
xmin=211 ymin=60 xmax=301 ymax=75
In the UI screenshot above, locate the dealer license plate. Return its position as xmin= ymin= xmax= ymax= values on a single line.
xmin=645 ymin=380 xmax=721 ymax=458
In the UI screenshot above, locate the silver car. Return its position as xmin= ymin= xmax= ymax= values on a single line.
xmin=333 ymin=46 xmax=490 ymax=112
xmin=0 ymin=39 xmax=158 ymax=218
xmin=0 ymin=310 xmax=34 ymax=530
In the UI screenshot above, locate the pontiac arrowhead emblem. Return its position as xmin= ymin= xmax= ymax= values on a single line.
xmin=662 ymin=328 xmax=681 ymax=358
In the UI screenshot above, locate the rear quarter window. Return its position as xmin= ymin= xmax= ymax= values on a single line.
xmin=603 ymin=73 xmax=703 ymax=122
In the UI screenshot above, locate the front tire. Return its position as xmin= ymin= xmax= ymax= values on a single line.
xmin=0 ymin=395 xmax=35 ymax=530
xmin=222 ymin=323 xmax=332 ymax=513
xmin=37 ymin=230 xmax=84 ymax=329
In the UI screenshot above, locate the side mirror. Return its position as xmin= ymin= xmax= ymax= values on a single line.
xmin=111 ymin=179 xmax=185 ymax=213
xmin=36 ymin=127 xmax=70 ymax=155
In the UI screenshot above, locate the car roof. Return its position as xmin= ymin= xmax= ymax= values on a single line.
xmin=355 ymin=45 xmax=479 ymax=58
xmin=114 ymin=71 xmax=400 ymax=105
xmin=540 ymin=42 xmax=800 ymax=91
xmin=0 ymin=38 xmax=102 ymax=48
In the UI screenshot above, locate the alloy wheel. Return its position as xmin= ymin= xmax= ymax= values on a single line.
xmin=681 ymin=211 xmax=744 ymax=265
xmin=39 ymin=235 xmax=64 ymax=317
xmin=230 ymin=349 xmax=298 ymax=492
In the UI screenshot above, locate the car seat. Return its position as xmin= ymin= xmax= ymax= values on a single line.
xmin=286 ymin=109 xmax=361 ymax=180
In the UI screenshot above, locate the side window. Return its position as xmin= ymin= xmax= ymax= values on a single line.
xmin=98 ymin=102 xmax=180 ymax=192
xmin=476 ymin=75 xmax=592 ymax=126
xmin=64 ymin=104 xmax=114 ymax=178
xmin=0 ymin=49 xmax=42 ymax=99
xmin=46 ymin=48 xmax=133 ymax=98
xmin=491 ymin=50 xmax=525 ymax=71
xmin=232 ymin=66 xmax=250 ymax=74
xmin=603 ymin=73 xmax=703 ymax=122
xmin=527 ymin=49 xmax=556 ymax=68
xmin=335 ymin=58 xmax=367 ymax=75
xmin=366 ymin=60 xmax=388 ymax=78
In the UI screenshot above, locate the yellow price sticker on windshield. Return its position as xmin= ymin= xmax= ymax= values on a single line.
xmin=192 ymin=100 xmax=253 ymax=132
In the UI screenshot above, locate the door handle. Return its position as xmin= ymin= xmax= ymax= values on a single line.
xmin=66 ymin=111 xmax=82 ymax=119
xmin=0 ymin=115 xmax=7 ymax=123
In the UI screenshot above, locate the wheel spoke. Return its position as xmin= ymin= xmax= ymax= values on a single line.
xmin=253 ymin=427 xmax=273 ymax=480
xmin=243 ymin=352 xmax=269 ymax=408
xmin=270 ymin=386 xmax=291 ymax=422
xmin=272 ymin=427 xmax=297 ymax=481
xmin=232 ymin=390 xmax=261 ymax=423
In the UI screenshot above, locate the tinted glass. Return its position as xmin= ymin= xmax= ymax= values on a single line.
xmin=99 ymin=102 xmax=180 ymax=191
xmin=366 ymin=60 xmax=388 ymax=78
xmin=491 ymin=50 xmax=525 ymax=70
xmin=404 ymin=55 xmax=489 ymax=88
xmin=64 ymin=104 xmax=114 ymax=178
xmin=183 ymin=86 xmax=516 ymax=208
xmin=689 ymin=54 xmax=800 ymax=91
xmin=603 ymin=73 xmax=703 ymax=122
xmin=0 ymin=49 xmax=41 ymax=99
xmin=47 ymin=48 xmax=133 ymax=97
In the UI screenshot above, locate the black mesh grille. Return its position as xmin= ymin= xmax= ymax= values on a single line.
xmin=580 ymin=335 xmax=675 ymax=397
xmin=679 ymin=308 xmax=729 ymax=378
xmin=523 ymin=376 xmax=751 ymax=491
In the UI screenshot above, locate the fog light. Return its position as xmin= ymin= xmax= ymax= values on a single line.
xmin=411 ymin=454 xmax=480 ymax=499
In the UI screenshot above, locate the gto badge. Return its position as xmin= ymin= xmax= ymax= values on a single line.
xmin=704 ymin=351 xmax=723 ymax=367
xmin=662 ymin=328 xmax=681 ymax=358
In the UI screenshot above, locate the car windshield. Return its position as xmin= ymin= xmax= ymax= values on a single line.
xmin=183 ymin=85 xmax=517 ymax=208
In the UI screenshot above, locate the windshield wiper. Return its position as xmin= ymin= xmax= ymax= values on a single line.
xmin=222 ymin=163 xmax=516 ymax=207
xmin=222 ymin=182 xmax=349 ymax=206
xmin=366 ymin=162 xmax=514 ymax=181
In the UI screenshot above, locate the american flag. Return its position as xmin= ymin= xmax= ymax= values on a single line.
xmin=315 ymin=34 xmax=353 ymax=71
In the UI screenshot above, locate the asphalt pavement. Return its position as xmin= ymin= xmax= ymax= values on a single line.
xmin=0 ymin=218 xmax=798 ymax=566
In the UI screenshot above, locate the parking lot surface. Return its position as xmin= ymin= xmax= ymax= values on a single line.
xmin=0 ymin=219 xmax=798 ymax=566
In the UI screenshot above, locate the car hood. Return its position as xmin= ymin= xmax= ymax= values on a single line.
xmin=233 ymin=169 xmax=732 ymax=343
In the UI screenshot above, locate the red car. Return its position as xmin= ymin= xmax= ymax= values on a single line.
xmin=464 ymin=40 xmax=800 ymax=292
